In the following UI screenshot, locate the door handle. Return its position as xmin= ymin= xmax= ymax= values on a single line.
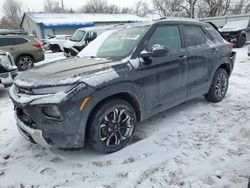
xmin=178 ymin=55 xmax=187 ymax=62
xmin=9 ymin=47 xmax=15 ymax=51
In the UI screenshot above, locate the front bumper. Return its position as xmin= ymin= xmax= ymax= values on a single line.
xmin=63 ymin=47 xmax=78 ymax=57
xmin=0 ymin=70 xmax=18 ymax=87
xmin=9 ymin=83 xmax=95 ymax=148
xmin=15 ymin=111 xmax=51 ymax=147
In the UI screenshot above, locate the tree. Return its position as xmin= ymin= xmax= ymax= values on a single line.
xmin=1 ymin=0 xmax=23 ymax=29
xmin=133 ymin=1 xmax=152 ymax=16
xmin=152 ymin=0 xmax=183 ymax=17
xmin=197 ymin=0 xmax=231 ymax=17
xmin=44 ymin=0 xmax=63 ymax=13
xmin=80 ymin=0 xmax=108 ymax=13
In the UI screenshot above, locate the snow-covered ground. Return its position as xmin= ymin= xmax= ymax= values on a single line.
xmin=0 ymin=47 xmax=250 ymax=188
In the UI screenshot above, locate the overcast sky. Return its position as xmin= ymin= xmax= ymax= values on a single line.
xmin=0 ymin=0 xmax=153 ymax=18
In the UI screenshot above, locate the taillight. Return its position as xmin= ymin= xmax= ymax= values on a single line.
xmin=32 ymin=42 xmax=42 ymax=48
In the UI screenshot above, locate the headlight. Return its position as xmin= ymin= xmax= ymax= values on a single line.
xmin=32 ymin=85 xmax=76 ymax=95
xmin=42 ymin=105 xmax=61 ymax=119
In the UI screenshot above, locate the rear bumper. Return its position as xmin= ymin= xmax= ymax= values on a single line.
xmin=34 ymin=50 xmax=45 ymax=63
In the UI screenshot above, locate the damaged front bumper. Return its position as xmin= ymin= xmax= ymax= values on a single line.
xmin=9 ymin=83 xmax=95 ymax=148
xmin=15 ymin=111 xmax=51 ymax=147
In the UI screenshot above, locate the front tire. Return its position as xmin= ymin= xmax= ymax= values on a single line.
xmin=205 ymin=68 xmax=229 ymax=103
xmin=236 ymin=35 xmax=246 ymax=48
xmin=87 ymin=99 xmax=137 ymax=153
xmin=16 ymin=55 xmax=34 ymax=71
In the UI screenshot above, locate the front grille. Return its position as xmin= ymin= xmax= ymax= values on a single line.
xmin=63 ymin=47 xmax=78 ymax=56
xmin=63 ymin=47 xmax=69 ymax=54
xmin=16 ymin=107 xmax=37 ymax=129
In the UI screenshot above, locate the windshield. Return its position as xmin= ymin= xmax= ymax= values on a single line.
xmin=78 ymin=26 xmax=149 ymax=60
xmin=71 ymin=30 xmax=86 ymax=42
xmin=223 ymin=20 xmax=249 ymax=29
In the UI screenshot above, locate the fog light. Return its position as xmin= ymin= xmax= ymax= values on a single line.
xmin=42 ymin=105 xmax=61 ymax=119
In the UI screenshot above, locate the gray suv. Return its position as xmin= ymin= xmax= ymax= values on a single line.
xmin=9 ymin=19 xmax=236 ymax=153
xmin=0 ymin=31 xmax=45 ymax=71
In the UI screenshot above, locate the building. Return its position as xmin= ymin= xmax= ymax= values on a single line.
xmin=200 ymin=13 xmax=250 ymax=27
xmin=21 ymin=12 xmax=149 ymax=39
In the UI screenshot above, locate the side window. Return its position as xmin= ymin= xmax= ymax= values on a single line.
xmin=14 ymin=38 xmax=28 ymax=45
xmin=148 ymin=25 xmax=182 ymax=51
xmin=0 ymin=38 xmax=16 ymax=47
xmin=184 ymin=25 xmax=207 ymax=47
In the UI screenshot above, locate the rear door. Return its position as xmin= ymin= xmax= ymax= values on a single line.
xmin=183 ymin=25 xmax=214 ymax=99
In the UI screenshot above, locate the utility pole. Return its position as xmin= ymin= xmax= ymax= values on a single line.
xmin=190 ymin=0 xmax=194 ymax=18
xmin=61 ymin=0 xmax=64 ymax=12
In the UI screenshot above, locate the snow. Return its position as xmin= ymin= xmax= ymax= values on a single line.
xmin=26 ymin=12 xmax=150 ymax=27
xmin=1 ymin=45 xmax=250 ymax=187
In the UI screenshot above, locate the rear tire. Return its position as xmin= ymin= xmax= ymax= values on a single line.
xmin=205 ymin=68 xmax=229 ymax=103
xmin=16 ymin=55 xmax=34 ymax=71
xmin=51 ymin=44 xmax=61 ymax=52
xmin=87 ymin=99 xmax=137 ymax=153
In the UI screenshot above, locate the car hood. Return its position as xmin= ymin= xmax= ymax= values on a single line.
xmin=219 ymin=27 xmax=242 ymax=32
xmin=14 ymin=57 xmax=125 ymax=88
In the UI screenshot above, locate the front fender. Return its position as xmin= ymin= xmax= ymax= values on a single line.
xmin=78 ymin=82 xmax=145 ymax=145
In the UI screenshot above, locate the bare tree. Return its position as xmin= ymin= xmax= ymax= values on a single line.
xmin=44 ymin=0 xmax=63 ymax=13
xmin=152 ymin=0 xmax=183 ymax=17
xmin=2 ymin=0 xmax=23 ymax=29
xmin=229 ymin=0 xmax=250 ymax=14
xmin=80 ymin=0 xmax=108 ymax=13
xmin=133 ymin=1 xmax=152 ymax=16
xmin=179 ymin=0 xmax=199 ymax=18
xmin=198 ymin=0 xmax=231 ymax=17
xmin=120 ymin=7 xmax=133 ymax=14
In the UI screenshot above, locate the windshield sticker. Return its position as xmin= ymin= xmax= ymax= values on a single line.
xmin=121 ymin=34 xmax=140 ymax=40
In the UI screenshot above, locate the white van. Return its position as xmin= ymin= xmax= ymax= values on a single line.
xmin=63 ymin=25 xmax=115 ymax=57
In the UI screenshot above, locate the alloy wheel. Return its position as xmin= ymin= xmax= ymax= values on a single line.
xmin=215 ymin=73 xmax=228 ymax=98
xmin=99 ymin=108 xmax=134 ymax=147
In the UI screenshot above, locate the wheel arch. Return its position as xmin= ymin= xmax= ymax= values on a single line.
xmin=81 ymin=83 xmax=145 ymax=144
xmin=218 ymin=63 xmax=231 ymax=76
xmin=15 ymin=54 xmax=35 ymax=64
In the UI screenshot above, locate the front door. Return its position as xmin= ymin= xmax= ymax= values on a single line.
xmin=140 ymin=24 xmax=189 ymax=116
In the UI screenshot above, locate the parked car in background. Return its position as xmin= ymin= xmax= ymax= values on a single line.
xmin=219 ymin=19 xmax=250 ymax=47
xmin=0 ymin=50 xmax=17 ymax=88
xmin=9 ymin=19 xmax=236 ymax=153
xmin=0 ymin=31 xmax=45 ymax=71
xmin=63 ymin=25 xmax=115 ymax=57
xmin=48 ymin=35 xmax=71 ymax=52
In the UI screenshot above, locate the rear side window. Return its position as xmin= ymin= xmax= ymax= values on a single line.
xmin=205 ymin=26 xmax=225 ymax=43
xmin=0 ymin=38 xmax=16 ymax=46
xmin=14 ymin=38 xmax=28 ymax=45
xmin=148 ymin=25 xmax=182 ymax=51
xmin=184 ymin=25 xmax=207 ymax=47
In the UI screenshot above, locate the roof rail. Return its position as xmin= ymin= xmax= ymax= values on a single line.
xmin=0 ymin=30 xmax=28 ymax=35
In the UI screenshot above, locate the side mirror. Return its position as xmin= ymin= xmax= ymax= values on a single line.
xmin=140 ymin=44 xmax=169 ymax=59
xmin=151 ymin=44 xmax=169 ymax=57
